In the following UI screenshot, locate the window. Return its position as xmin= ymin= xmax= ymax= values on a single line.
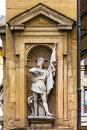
xmin=84 ymin=88 xmax=87 ymax=113
xmin=84 ymin=58 xmax=87 ymax=75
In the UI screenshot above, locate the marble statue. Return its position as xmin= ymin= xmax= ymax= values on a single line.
xmin=28 ymin=44 xmax=56 ymax=116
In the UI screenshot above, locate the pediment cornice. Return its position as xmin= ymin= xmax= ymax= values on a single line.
xmin=8 ymin=3 xmax=75 ymax=30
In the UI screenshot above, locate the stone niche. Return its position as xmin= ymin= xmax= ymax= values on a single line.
xmin=5 ymin=3 xmax=77 ymax=130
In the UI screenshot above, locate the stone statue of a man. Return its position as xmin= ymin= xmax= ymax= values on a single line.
xmin=29 ymin=44 xmax=56 ymax=116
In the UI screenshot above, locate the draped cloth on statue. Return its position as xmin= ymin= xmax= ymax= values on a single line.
xmin=30 ymin=67 xmax=47 ymax=94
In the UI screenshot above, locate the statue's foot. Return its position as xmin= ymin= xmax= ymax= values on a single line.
xmin=34 ymin=113 xmax=38 ymax=116
xmin=30 ymin=113 xmax=35 ymax=116
xmin=46 ymin=113 xmax=54 ymax=117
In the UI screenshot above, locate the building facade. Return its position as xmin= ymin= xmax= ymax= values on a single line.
xmin=2 ymin=0 xmax=78 ymax=130
xmin=0 ymin=39 xmax=3 ymax=129
xmin=0 ymin=43 xmax=3 ymax=85
xmin=81 ymin=58 xmax=87 ymax=130
xmin=0 ymin=1 xmax=86 ymax=130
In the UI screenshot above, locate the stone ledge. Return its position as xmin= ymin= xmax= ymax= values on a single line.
xmin=28 ymin=116 xmax=55 ymax=127
xmin=10 ymin=126 xmax=72 ymax=130
xmin=28 ymin=116 xmax=55 ymax=122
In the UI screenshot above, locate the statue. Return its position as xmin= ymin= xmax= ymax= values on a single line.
xmin=28 ymin=44 xmax=56 ymax=116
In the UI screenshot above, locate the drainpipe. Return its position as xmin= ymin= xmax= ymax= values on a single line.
xmin=77 ymin=0 xmax=81 ymax=130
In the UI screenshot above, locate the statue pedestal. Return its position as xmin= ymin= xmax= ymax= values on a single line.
xmin=10 ymin=117 xmax=72 ymax=130
xmin=28 ymin=116 xmax=55 ymax=128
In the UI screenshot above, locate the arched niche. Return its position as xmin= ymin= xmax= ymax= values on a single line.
xmin=26 ymin=44 xmax=56 ymax=116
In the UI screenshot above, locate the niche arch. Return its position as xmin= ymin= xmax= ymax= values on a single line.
xmin=27 ymin=44 xmax=52 ymax=60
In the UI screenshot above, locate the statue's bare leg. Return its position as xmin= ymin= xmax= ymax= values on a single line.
xmin=41 ymin=94 xmax=54 ymax=116
xmin=33 ymin=92 xmax=38 ymax=116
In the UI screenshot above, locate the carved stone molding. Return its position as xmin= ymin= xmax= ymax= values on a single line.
xmin=26 ymin=44 xmax=53 ymax=60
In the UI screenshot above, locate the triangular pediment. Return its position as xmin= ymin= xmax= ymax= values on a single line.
xmin=8 ymin=3 xmax=75 ymax=30
xmin=25 ymin=14 xmax=58 ymax=25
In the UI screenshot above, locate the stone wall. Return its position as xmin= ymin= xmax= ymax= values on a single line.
xmin=6 ymin=0 xmax=77 ymax=22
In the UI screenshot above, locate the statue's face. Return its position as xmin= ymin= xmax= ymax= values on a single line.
xmin=37 ymin=58 xmax=44 ymax=67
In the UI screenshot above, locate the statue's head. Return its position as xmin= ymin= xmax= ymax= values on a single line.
xmin=36 ymin=58 xmax=44 ymax=67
